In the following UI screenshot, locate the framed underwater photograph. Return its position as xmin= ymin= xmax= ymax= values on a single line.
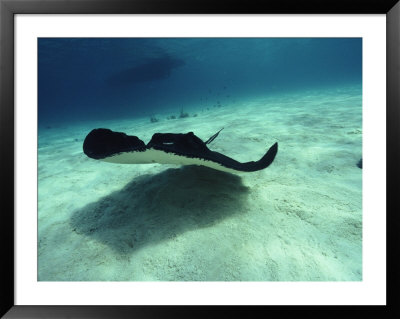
xmin=1 ymin=0 xmax=399 ymax=318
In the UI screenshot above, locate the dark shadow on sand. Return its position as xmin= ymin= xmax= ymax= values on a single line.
xmin=70 ymin=165 xmax=250 ymax=255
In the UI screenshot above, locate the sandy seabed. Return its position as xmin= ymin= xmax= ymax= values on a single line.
xmin=38 ymin=86 xmax=362 ymax=281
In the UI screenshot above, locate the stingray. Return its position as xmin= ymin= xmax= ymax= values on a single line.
xmin=83 ymin=128 xmax=278 ymax=174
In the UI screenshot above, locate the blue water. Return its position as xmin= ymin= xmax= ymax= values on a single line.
xmin=38 ymin=38 xmax=362 ymax=127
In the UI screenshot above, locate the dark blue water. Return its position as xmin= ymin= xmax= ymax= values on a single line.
xmin=38 ymin=38 xmax=361 ymax=126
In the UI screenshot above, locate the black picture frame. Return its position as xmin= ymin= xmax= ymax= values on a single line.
xmin=1 ymin=0 xmax=399 ymax=318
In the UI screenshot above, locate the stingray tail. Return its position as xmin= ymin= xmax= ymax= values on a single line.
xmin=205 ymin=128 xmax=224 ymax=145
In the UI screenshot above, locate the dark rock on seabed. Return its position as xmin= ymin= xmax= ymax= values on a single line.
xmin=357 ymin=158 xmax=362 ymax=169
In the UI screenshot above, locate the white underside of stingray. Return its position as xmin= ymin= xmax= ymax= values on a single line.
xmin=101 ymin=148 xmax=239 ymax=174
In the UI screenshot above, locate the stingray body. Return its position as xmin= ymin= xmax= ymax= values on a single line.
xmin=83 ymin=128 xmax=278 ymax=174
